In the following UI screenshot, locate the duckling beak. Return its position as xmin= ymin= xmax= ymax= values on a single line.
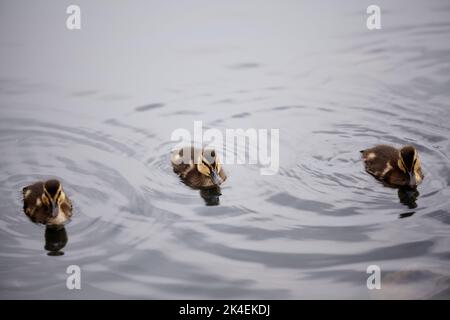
xmin=51 ymin=200 xmax=59 ymax=218
xmin=210 ymin=170 xmax=222 ymax=186
xmin=408 ymin=171 xmax=417 ymax=187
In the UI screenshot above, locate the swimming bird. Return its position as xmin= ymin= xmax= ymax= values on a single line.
xmin=22 ymin=179 xmax=72 ymax=225
xmin=171 ymin=146 xmax=227 ymax=188
xmin=361 ymin=145 xmax=424 ymax=187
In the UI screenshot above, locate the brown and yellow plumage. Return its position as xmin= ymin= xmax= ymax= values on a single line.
xmin=361 ymin=145 xmax=424 ymax=187
xmin=22 ymin=179 xmax=72 ymax=225
xmin=171 ymin=146 xmax=227 ymax=189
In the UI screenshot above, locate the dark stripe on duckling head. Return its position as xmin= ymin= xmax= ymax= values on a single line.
xmin=202 ymin=160 xmax=211 ymax=169
xmin=44 ymin=180 xmax=61 ymax=198
xmin=203 ymin=159 xmax=221 ymax=175
xmin=400 ymin=146 xmax=416 ymax=171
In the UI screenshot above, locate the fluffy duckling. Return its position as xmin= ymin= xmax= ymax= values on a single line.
xmin=171 ymin=146 xmax=227 ymax=188
xmin=22 ymin=179 xmax=72 ymax=225
xmin=361 ymin=145 xmax=424 ymax=188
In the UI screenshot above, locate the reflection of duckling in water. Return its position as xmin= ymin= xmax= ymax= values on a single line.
xmin=398 ymin=187 xmax=420 ymax=210
xmin=200 ymin=186 xmax=222 ymax=206
xmin=45 ymin=226 xmax=68 ymax=256
xmin=22 ymin=179 xmax=72 ymax=226
xmin=361 ymin=145 xmax=424 ymax=188
xmin=171 ymin=146 xmax=227 ymax=189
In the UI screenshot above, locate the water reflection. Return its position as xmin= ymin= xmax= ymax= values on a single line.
xmin=398 ymin=187 xmax=420 ymax=210
xmin=397 ymin=187 xmax=419 ymax=219
xmin=399 ymin=211 xmax=416 ymax=219
xmin=200 ymin=186 xmax=222 ymax=206
xmin=379 ymin=181 xmax=421 ymax=211
xmin=44 ymin=226 xmax=68 ymax=256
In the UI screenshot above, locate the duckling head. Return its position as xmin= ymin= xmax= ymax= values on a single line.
xmin=43 ymin=180 xmax=65 ymax=218
xmin=197 ymin=149 xmax=223 ymax=186
xmin=398 ymin=146 xmax=421 ymax=187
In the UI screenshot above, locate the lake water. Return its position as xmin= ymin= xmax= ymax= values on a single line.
xmin=0 ymin=0 xmax=449 ymax=299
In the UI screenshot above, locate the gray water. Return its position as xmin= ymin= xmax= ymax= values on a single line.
xmin=1 ymin=0 xmax=450 ymax=299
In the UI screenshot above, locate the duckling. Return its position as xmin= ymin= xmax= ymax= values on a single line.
xmin=171 ymin=146 xmax=227 ymax=188
xmin=361 ymin=145 xmax=424 ymax=188
xmin=22 ymin=179 xmax=72 ymax=225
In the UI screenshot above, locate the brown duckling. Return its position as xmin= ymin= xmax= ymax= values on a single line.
xmin=171 ymin=146 xmax=227 ymax=188
xmin=361 ymin=145 xmax=424 ymax=187
xmin=22 ymin=179 xmax=72 ymax=225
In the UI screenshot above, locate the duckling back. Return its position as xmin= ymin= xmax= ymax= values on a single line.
xmin=361 ymin=145 xmax=399 ymax=177
xmin=171 ymin=146 xmax=199 ymax=178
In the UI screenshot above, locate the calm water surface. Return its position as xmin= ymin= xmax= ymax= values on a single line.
xmin=1 ymin=0 xmax=450 ymax=299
